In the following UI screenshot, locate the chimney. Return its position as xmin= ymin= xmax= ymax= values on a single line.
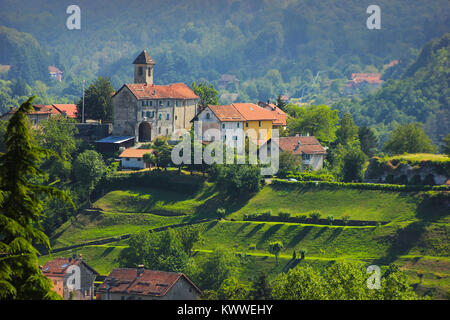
xmin=137 ymin=264 xmax=144 ymax=278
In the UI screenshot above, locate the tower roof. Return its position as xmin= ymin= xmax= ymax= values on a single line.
xmin=133 ymin=50 xmax=155 ymax=65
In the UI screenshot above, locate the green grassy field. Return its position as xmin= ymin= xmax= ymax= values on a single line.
xmin=45 ymin=178 xmax=449 ymax=298
xmin=230 ymin=184 xmax=425 ymax=222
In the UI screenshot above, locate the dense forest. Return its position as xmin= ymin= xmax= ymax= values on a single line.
xmin=0 ymin=0 xmax=448 ymax=146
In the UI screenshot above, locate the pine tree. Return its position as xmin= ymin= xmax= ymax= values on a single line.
xmin=0 ymin=96 xmax=73 ymax=299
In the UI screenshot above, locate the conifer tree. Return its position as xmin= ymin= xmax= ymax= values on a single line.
xmin=0 ymin=96 xmax=73 ymax=299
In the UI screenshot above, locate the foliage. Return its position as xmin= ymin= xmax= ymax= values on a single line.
xmin=384 ymin=123 xmax=438 ymax=155
xmin=73 ymin=150 xmax=107 ymax=200
xmin=278 ymin=151 xmax=302 ymax=178
xmin=358 ymin=126 xmax=379 ymax=157
xmin=191 ymin=81 xmax=219 ymax=108
xmin=442 ymin=134 xmax=450 ymax=155
xmin=267 ymin=241 xmax=283 ymax=264
xmin=271 ymin=262 xmax=419 ymax=300
xmin=76 ymin=77 xmax=114 ymax=122
xmin=0 ymin=96 xmax=72 ymax=299
xmin=216 ymin=164 xmax=264 ymax=198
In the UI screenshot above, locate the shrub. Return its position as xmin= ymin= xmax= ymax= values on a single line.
xmin=216 ymin=208 xmax=226 ymax=218
xmin=248 ymin=244 xmax=256 ymax=250
xmin=299 ymin=248 xmax=307 ymax=259
xmin=327 ymin=215 xmax=334 ymax=225
xmin=309 ymin=210 xmax=321 ymax=221
xmin=341 ymin=215 xmax=350 ymax=225
xmin=278 ymin=211 xmax=291 ymax=220
xmin=259 ymin=210 xmax=272 ymax=219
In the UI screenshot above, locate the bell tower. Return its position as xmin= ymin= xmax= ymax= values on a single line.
xmin=133 ymin=50 xmax=155 ymax=84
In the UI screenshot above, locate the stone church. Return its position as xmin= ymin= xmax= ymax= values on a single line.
xmin=112 ymin=50 xmax=199 ymax=142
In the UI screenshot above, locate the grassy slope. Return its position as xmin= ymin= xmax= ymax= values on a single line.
xmin=230 ymin=184 xmax=422 ymax=222
xmin=45 ymin=180 xmax=449 ymax=298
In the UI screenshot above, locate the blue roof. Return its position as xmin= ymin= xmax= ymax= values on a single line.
xmin=95 ymin=136 xmax=135 ymax=144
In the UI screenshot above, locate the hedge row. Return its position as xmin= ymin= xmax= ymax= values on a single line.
xmin=94 ymin=170 xmax=206 ymax=195
xmin=271 ymin=178 xmax=450 ymax=191
xmin=243 ymin=213 xmax=385 ymax=226
xmin=285 ymin=171 xmax=335 ymax=182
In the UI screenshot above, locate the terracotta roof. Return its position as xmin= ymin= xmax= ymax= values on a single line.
xmin=349 ymin=73 xmax=383 ymax=85
xmin=52 ymin=104 xmax=77 ymax=118
xmin=97 ymin=268 xmax=201 ymax=297
xmin=48 ymin=66 xmax=62 ymax=74
xmin=41 ymin=257 xmax=99 ymax=278
xmin=120 ymin=83 xmax=199 ymax=100
xmin=119 ymin=148 xmax=154 ymax=158
xmin=258 ymin=101 xmax=287 ymax=126
xmin=231 ymin=103 xmax=278 ymax=121
xmin=275 ymin=136 xmax=326 ymax=155
xmin=208 ymin=104 xmax=246 ymax=122
xmin=133 ymin=50 xmax=155 ymax=65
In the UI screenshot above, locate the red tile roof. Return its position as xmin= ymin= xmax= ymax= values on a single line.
xmin=206 ymin=103 xmax=277 ymax=122
xmin=97 ymin=268 xmax=201 ymax=297
xmin=276 ymin=136 xmax=326 ymax=155
xmin=258 ymin=102 xmax=287 ymax=126
xmin=120 ymin=83 xmax=199 ymax=100
xmin=41 ymin=257 xmax=99 ymax=278
xmin=119 ymin=148 xmax=154 ymax=158
xmin=349 ymin=73 xmax=383 ymax=85
xmin=48 ymin=66 xmax=63 ymax=74
xmin=52 ymin=104 xmax=78 ymax=118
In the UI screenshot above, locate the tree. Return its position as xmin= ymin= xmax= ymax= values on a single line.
xmin=175 ymin=225 xmax=203 ymax=257
xmin=191 ymin=81 xmax=219 ymax=109
xmin=76 ymin=77 xmax=114 ymax=122
xmin=217 ymin=164 xmax=264 ymax=198
xmin=442 ymin=134 xmax=450 ymax=155
xmin=0 ymin=96 xmax=72 ymax=299
xmin=192 ymin=247 xmax=240 ymax=291
xmin=358 ymin=126 xmax=379 ymax=157
xmin=287 ymin=105 xmax=339 ymax=144
xmin=275 ymin=94 xmax=287 ymax=111
xmin=217 ymin=276 xmax=251 ymax=300
xmin=268 ymin=241 xmax=283 ymax=265
xmin=72 ymin=150 xmax=106 ymax=202
xmin=336 ymin=112 xmax=359 ymax=146
xmin=278 ymin=151 xmax=301 ymax=178
xmin=34 ymin=115 xmax=79 ymax=181
xmin=384 ymin=123 xmax=438 ymax=155
xmin=251 ymin=271 xmax=272 ymax=300
xmin=341 ymin=143 xmax=367 ymax=182
xmin=143 ymin=152 xmax=156 ymax=169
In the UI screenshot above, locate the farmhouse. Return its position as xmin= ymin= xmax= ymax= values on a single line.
xmin=97 ymin=267 xmax=201 ymax=300
xmin=119 ymin=148 xmax=154 ymax=170
xmin=0 ymin=103 xmax=77 ymax=125
xmin=41 ymin=255 xmax=99 ymax=300
xmin=192 ymin=103 xmax=277 ymax=149
xmin=262 ymin=135 xmax=327 ymax=171
xmin=112 ymin=50 xmax=200 ymax=142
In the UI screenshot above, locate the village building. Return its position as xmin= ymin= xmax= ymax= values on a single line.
xmin=0 ymin=104 xmax=77 ymax=125
xmin=119 ymin=148 xmax=154 ymax=170
xmin=41 ymin=255 xmax=99 ymax=300
xmin=344 ymin=73 xmax=383 ymax=94
xmin=97 ymin=267 xmax=201 ymax=300
xmin=218 ymin=74 xmax=239 ymax=89
xmin=257 ymin=101 xmax=287 ymax=128
xmin=112 ymin=50 xmax=200 ymax=142
xmin=192 ymin=103 xmax=278 ymax=149
xmin=48 ymin=66 xmax=63 ymax=82
xmin=262 ymin=135 xmax=327 ymax=171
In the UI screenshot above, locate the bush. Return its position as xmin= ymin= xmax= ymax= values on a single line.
xmin=341 ymin=215 xmax=350 ymax=225
xmin=259 ymin=210 xmax=272 ymax=219
xmin=309 ymin=210 xmax=321 ymax=221
xmin=216 ymin=208 xmax=226 ymax=218
xmin=278 ymin=211 xmax=291 ymax=220
xmin=327 ymin=215 xmax=334 ymax=225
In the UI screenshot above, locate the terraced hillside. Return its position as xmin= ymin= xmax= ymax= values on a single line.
xmin=41 ymin=176 xmax=450 ymax=299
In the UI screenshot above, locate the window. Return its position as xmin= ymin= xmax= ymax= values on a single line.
xmin=222 ymin=123 xmax=225 ymax=129
xmin=175 ymin=115 xmax=178 ymax=120
xmin=166 ymin=113 xmax=170 ymax=120
xmin=159 ymin=100 xmax=163 ymax=106
xmin=146 ymin=111 xmax=151 ymax=118
xmin=159 ymin=113 xmax=162 ymax=120
xmin=142 ymin=111 xmax=145 ymax=118
xmin=158 ymin=127 xmax=161 ymax=134
xmin=233 ymin=136 xmax=238 ymax=141
xmin=206 ymin=113 xmax=210 ymax=119
xmin=246 ymin=122 xmax=248 ymax=127
xmin=258 ymin=121 xmax=261 ymax=127
xmin=137 ymin=158 xmax=141 ymax=162
xmin=148 ymin=68 xmax=151 ymax=76
xmin=126 ymin=158 xmax=130 ymax=161
xmin=138 ymin=67 xmax=143 ymax=75
xmin=237 ymin=123 xmax=240 ymax=128
xmin=121 ymin=296 xmax=125 ymax=300
xmin=167 ymin=101 xmax=170 ymax=107
xmin=150 ymin=100 xmax=153 ymax=106
xmin=152 ymin=111 xmax=155 ymax=118
xmin=166 ymin=128 xmax=169 ymax=135
xmin=302 ymin=154 xmax=311 ymax=161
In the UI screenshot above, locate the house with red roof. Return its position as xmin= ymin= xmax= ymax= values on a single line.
xmin=112 ymin=50 xmax=199 ymax=142
xmin=41 ymin=255 xmax=99 ymax=300
xmin=48 ymin=66 xmax=63 ymax=82
xmin=262 ymin=134 xmax=327 ymax=171
xmin=96 ymin=266 xmax=201 ymax=300
xmin=257 ymin=101 xmax=287 ymax=128
xmin=119 ymin=148 xmax=154 ymax=170
xmin=0 ymin=103 xmax=78 ymax=124
xmin=345 ymin=73 xmax=383 ymax=94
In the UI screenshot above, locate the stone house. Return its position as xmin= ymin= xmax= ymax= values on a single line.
xmin=41 ymin=255 xmax=99 ymax=300
xmin=112 ymin=50 xmax=199 ymax=142
xmin=97 ymin=267 xmax=201 ymax=300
